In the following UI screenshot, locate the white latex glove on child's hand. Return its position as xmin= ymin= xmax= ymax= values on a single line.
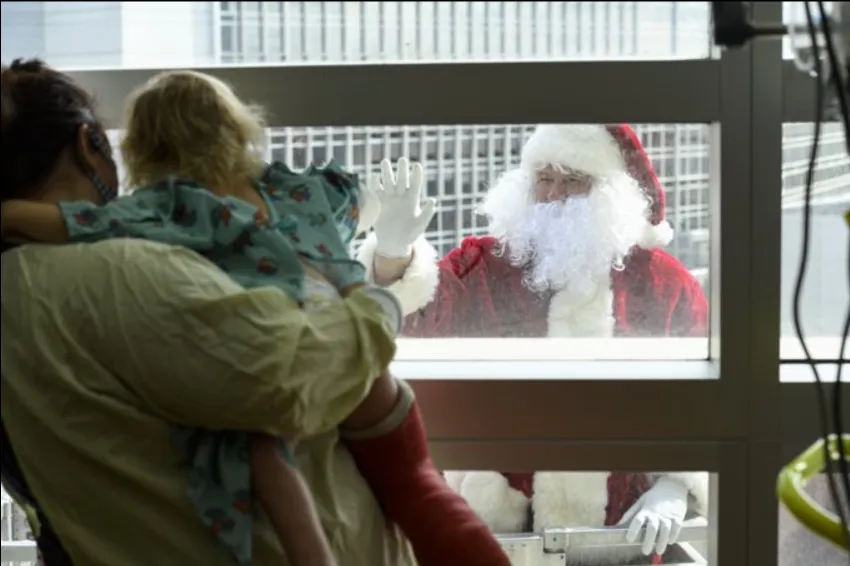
xmin=618 ymin=476 xmax=689 ymax=556
xmin=371 ymin=158 xmax=436 ymax=259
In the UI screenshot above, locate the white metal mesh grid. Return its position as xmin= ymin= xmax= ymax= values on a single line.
xmin=265 ymin=123 xmax=849 ymax=272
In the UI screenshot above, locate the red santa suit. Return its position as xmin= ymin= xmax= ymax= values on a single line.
xmin=358 ymin=124 xmax=710 ymax=561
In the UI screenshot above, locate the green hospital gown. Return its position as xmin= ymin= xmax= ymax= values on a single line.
xmin=57 ymin=160 xmax=367 ymax=565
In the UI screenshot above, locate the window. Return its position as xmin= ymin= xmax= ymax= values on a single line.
xmin=268 ymin=122 xmax=713 ymax=360
xmin=780 ymin=122 xmax=850 ymax=362
xmin=0 ymin=486 xmax=29 ymax=547
xmin=0 ymin=2 xmax=712 ymax=70
xmin=441 ymin=467 xmax=714 ymax=565
xmin=1 ymin=3 xmax=829 ymax=566
xmin=220 ymin=21 xmax=236 ymax=56
xmin=104 ymin=122 xmax=716 ymax=362
xmin=778 ymin=472 xmax=849 ymax=566
xmin=782 ymin=1 xmax=838 ymax=61
xmin=779 ymin=5 xmax=849 ymax=563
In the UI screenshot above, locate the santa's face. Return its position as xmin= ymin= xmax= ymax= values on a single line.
xmin=533 ymin=166 xmax=594 ymax=202
xmin=479 ymin=165 xmax=652 ymax=296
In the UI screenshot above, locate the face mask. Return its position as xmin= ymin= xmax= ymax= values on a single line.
xmin=87 ymin=130 xmax=119 ymax=203
xmin=331 ymin=187 xmax=360 ymax=245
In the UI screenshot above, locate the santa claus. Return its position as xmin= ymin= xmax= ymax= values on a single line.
xmin=358 ymin=124 xmax=710 ymax=563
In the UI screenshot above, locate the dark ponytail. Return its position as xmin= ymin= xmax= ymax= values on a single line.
xmin=1 ymin=59 xmax=107 ymax=253
xmin=1 ymin=58 xmax=103 ymax=202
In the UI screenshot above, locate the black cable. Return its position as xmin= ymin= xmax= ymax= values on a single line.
xmin=797 ymin=2 xmax=850 ymax=551
xmin=815 ymin=0 xmax=850 ymax=536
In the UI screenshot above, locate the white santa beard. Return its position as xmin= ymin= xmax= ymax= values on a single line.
xmin=481 ymin=171 xmax=652 ymax=297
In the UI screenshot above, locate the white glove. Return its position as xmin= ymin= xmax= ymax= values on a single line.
xmin=370 ymin=158 xmax=436 ymax=259
xmin=618 ymin=476 xmax=688 ymax=556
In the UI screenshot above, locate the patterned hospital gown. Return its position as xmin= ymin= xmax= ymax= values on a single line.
xmin=61 ymin=161 xmax=366 ymax=304
xmin=57 ymin=160 xmax=367 ymax=565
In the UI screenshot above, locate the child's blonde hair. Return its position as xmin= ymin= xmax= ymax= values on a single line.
xmin=121 ymin=70 xmax=267 ymax=190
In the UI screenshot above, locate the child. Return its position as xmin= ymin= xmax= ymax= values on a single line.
xmin=0 ymin=70 xmax=510 ymax=566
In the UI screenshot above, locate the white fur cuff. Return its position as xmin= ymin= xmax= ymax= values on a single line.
xmin=662 ymin=472 xmax=710 ymax=516
xmin=357 ymin=233 xmax=440 ymax=315
xmin=454 ymin=471 xmax=530 ymax=534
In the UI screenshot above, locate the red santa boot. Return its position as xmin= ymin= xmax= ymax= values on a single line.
xmin=342 ymin=380 xmax=510 ymax=566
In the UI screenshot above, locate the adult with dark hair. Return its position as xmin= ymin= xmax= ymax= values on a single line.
xmin=0 ymin=59 xmax=506 ymax=566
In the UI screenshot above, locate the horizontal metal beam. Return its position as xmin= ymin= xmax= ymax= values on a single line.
xmin=66 ymin=60 xmax=721 ymax=129
xmin=410 ymin=377 xmax=745 ymax=442
xmin=407 ymin=367 xmax=848 ymax=445
xmin=427 ymin=439 xmax=734 ymax=472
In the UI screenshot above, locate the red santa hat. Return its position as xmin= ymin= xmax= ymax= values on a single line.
xmin=520 ymin=124 xmax=674 ymax=249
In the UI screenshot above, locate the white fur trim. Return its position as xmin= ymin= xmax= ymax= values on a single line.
xmin=452 ymin=471 xmax=529 ymax=534
xmin=636 ymin=219 xmax=674 ymax=250
xmin=532 ymin=472 xmax=610 ymax=530
xmin=443 ymin=470 xmax=468 ymax=493
xmin=356 ymin=233 xmax=440 ymax=315
xmin=547 ymin=284 xmax=616 ymax=338
xmin=661 ymin=472 xmax=710 ymax=517
xmin=522 ymin=125 xmax=626 ymax=179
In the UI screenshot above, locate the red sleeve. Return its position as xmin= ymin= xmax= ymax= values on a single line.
xmin=613 ymin=249 xmax=709 ymax=338
xmin=669 ymin=263 xmax=708 ymax=337
xmin=403 ymin=236 xmax=504 ymax=338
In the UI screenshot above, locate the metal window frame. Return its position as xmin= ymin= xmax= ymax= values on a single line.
xmin=66 ymin=60 xmax=719 ymax=128
xmin=62 ymin=57 xmax=740 ymax=443
xmin=53 ymin=4 xmax=833 ymax=565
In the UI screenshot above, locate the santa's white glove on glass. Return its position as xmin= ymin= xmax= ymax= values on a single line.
xmin=618 ymin=476 xmax=689 ymax=556
xmin=370 ymin=157 xmax=436 ymax=259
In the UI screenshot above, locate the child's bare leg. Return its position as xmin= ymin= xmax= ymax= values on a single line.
xmin=250 ymin=435 xmax=337 ymax=566
xmin=339 ymin=372 xmax=510 ymax=566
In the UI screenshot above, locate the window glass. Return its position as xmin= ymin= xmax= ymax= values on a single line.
xmin=780 ymin=122 xmax=850 ymax=361
xmin=102 ymin=123 xmax=711 ymax=361
xmin=782 ymin=1 xmax=838 ymax=61
xmin=778 ymin=473 xmax=849 ymax=566
xmin=102 ymin=120 xmax=850 ymax=364
xmin=102 ymin=121 xmax=849 ymax=363
xmin=109 ymin=123 xmax=715 ymax=361
xmin=1 ymin=485 xmax=31 ymax=545
xmin=2 ymin=473 xmax=713 ymax=564
xmin=0 ymin=2 xmax=711 ymax=69
xmin=443 ymin=469 xmax=712 ymax=565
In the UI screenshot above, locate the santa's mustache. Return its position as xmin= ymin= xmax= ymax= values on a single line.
xmin=500 ymin=199 xmax=610 ymax=292
xmin=493 ymin=195 xmax=648 ymax=297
